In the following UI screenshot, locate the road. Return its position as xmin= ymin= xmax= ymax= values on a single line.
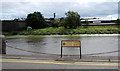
xmin=1 ymin=59 xmax=119 ymax=69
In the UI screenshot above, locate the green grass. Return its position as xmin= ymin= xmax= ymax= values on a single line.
xmin=4 ymin=25 xmax=120 ymax=35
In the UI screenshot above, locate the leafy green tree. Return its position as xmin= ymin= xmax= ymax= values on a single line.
xmin=26 ymin=12 xmax=46 ymax=29
xmin=64 ymin=11 xmax=80 ymax=29
xmin=52 ymin=20 xmax=60 ymax=28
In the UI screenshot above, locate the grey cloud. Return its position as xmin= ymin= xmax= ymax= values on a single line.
xmin=1 ymin=1 xmax=118 ymax=19
xmin=69 ymin=2 xmax=118 ymax=17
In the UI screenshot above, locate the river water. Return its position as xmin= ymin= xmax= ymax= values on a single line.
xmin=6 ymin=35 xmax=119 ymax=56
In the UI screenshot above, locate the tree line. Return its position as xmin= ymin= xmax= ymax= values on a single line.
xmin=25 ymin=11 xmax=120 ymax=29
xmin=26 ymin=11 xmax=80 ymax=29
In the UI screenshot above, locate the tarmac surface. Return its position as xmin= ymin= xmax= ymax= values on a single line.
xmin=2 ymin=54 xmax=119 ymax=63
xmin=1 ymin=54 xmax=119 ymax=70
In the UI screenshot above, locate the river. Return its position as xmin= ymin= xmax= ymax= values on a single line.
xmin=6 ymin=34 xmax=119 ymax=56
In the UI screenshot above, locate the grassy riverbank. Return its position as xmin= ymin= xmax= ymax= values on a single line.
xmin=3 ymin=25 xmax=120 ymax=35
xmin=6 ymin=34 xmax=119 ymax=39
xmin=18 ymin=26 xmax=119 ymax=35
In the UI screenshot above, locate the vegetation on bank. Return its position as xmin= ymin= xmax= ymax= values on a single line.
xmin=15 ymin=25 xmax=119 ymax=35
xmin=2 ymin=11 xmax=120 ymax=35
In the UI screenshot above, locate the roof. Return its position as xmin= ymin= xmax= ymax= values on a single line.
xmin=81 ymin=19 xmax=117 ymax=21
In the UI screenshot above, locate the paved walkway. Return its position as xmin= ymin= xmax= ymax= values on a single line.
xmin=1 ymin=54 xmax=119 ymax=63
xmin=2 ymin=58 xmax=118 ymax=69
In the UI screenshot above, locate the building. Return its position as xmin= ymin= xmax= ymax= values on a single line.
xmin=81 ymin=18 xmax=117 ymax=26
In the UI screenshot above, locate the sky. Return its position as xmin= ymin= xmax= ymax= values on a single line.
xmin=0 ymin=0 xmax=120 ymax=20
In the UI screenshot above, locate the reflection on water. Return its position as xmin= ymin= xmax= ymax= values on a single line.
xmin=6 ymin=36 xmax=118 ymax=56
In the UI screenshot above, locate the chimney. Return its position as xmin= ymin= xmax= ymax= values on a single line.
xmin=54 ymin=13 xmax=56 ymax=19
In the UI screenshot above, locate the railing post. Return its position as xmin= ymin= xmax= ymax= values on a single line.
xmin=61 ymin=46 xmax=62 ymax=58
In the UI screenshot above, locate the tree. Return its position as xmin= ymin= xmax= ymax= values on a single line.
xmin=26 ymin=12 xmax=46 ymax=29
xmin=59 ymin=17 xmax=65 ymax=27
xmin=52 ymin=20 xmax=60 ymax=28
xmin=64 ymin=11 xmax=80 ymax=29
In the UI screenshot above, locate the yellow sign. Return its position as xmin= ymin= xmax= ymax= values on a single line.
xmin=61 ymin=40 xmax=81 ymax=47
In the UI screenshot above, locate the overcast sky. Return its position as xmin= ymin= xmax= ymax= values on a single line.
xmin=0 ymin=0 xmax=119 ymax=20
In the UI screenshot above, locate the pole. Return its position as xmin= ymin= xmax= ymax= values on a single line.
xmin=80 ymin=46 xmax=81 ymax=59
xmin=80 ymin=41 xmax=81 ymax=59
xmin=61 ymin=46 xmax=62 ymax=58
